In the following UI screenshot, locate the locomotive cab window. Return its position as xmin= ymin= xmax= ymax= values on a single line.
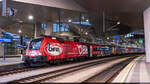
xmin=58 ymin=40 xmax=64 ymax=43
xmin=29 ymin=38 xmax=43 ymax=50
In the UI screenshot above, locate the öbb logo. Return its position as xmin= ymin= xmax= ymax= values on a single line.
xmin=47 ymin=43 xmax=63 ymax=56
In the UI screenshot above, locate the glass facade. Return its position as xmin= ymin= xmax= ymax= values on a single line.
xmin=1 ymin=32 xmax=31 ymax=55
xmin=52 ymin=23 xmax=70 ymax=32
xmin=41 ymin=24 xmax=47 ymax=31
xmin=72 ymin=21 xmax=91 ymax=26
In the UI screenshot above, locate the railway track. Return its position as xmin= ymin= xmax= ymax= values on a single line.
xmin=82 ymin=56 xmax=136 ymax=83
xmin=0 ymin=58 xmax=105 ymax=76
xmin=0 ymin=55 xmax=119 ymax=76
xmin=7 ymin=56 xmax=136 ymax=83
xmin=0 ymin=55 xmax=125 ymax=77
xmin=0 ymin=67 xmax=41 ymax=76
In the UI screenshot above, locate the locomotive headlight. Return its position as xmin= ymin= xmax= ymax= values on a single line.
xmin=39 ymin=52 xmax=42 ymax=56
xmin=30 ymin=52 xmax=36 ymax=56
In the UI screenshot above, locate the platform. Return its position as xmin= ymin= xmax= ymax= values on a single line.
xmin=0 ymin=57 xmax=23 ymax=67
xmin=112 ymin=55 xmax=150 ymax=83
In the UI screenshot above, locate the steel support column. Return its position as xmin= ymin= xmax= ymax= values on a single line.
xmin=45 ymin=22 xmax=53 ymax=36
xmin=0 ymin=28 xmax=4 ymax=57
xmin=144 ymin=7 xmax=150 ymax=62
xmin=34 ymin=23 xmax=42 ymax=38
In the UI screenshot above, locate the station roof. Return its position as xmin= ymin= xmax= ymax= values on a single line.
xmin=0 ymin=0 xmax=149 ymax=38
xmin=75 ymin=0 xmax=150 ymax=30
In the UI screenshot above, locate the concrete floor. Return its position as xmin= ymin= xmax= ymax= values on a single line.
xmin=0 ymin=57 xmax=23 ymax=66
xmin=112 ymin=55 xmax=150 ymax=83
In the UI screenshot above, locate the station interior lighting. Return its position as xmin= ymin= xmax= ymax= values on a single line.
xmin=85 ymin=32 xmax=88 ymax=35
xmin=125 ymin=33 xmax=134 ymax=38
xmin=82 ymin=16 xmax=85 ymax=19
xmin=68 ymin=19 xmax=72 ymax=22
xmin=117 ymin=21 xmax=120 ymax=25
xmin=139 ymin=39 xmax=143 ymax=44
xmin=86 ymin=19 xmax=89 ymax=22
xmin=107 ymin=37 xmax=110 ymax=40
xmin=18 ymin=29 xmax=22 ymax=33
xmin=28 ymin=15 xmax=34 ymax=20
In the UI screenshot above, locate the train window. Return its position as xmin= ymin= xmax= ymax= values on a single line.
xmin=94 ymin=48 xmax=97 ymax=51
xmin=29 ymin=38 xmax=43 ymax=50
xmin=97 ymin=48 xmax=101 ymax=51
xmin=82 ymin=43 xmax=86 ymax=45
xmin=96 ymin=48 xmax=98 ymax=51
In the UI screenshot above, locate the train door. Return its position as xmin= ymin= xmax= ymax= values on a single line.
xmin=97 ymin=46 xmax=101 ymax=57
xmin=87 ymin=44 xmax=90 ymax=58
xmin=112 ymin=46 xmax=115 ymax=55
xmin=101 ymin=45 xmax=105 ymax=56
xmin=88 ymin=45 xmax=93 ymax=57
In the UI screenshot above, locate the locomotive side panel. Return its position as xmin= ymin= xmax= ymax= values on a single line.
xmin=74 ymin=42 xmax=88 ymax=57
xmin=66 ymin=41 xmax=80 ymax=58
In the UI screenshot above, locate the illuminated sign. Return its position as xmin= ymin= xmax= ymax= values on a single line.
xmin=0 ymin=38 xmax=12 ymax=42
xmin=113 ymin=35 xmax=120 ymax=38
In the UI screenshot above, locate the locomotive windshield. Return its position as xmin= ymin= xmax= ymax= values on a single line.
xmin=29 ymin=38 xmax=43 ymax=50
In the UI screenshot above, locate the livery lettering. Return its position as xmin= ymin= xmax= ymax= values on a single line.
xmin=48 ymin=47 xmax=60 ymax=52
xmin=46 ymin=43 xmax=62 ymax=56
xmin=77 ymin=45 xmax=88 ymax=55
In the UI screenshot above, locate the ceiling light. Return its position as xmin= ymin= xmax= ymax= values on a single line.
xmin=28 ymin=15 xmax=34 ymax=20
xmin=117 ymin=21 xmax=120 ymax=25
xmin=68 ymin=19 xmax=72 ymax=22
xmin=85 ymin=32 xmax=88 ymax=35
xmin=18 ymin=29 xmax=22 ymax=33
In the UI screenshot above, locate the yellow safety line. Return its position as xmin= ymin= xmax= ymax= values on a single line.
xmin=120 ymin=56 xmax=143 ymax=83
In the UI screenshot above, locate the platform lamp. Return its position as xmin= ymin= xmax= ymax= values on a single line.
xmin=18 ymin=29 xmax=23 ymax=60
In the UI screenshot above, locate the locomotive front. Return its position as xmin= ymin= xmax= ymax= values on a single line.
xmin=23 ymin=38 xmax=47 ymax=65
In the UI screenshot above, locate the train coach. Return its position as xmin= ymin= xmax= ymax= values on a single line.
xmin=23 ymin=36 xmax=144 ymax=66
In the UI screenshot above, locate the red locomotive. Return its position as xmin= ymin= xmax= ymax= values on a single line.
xmin=23 ymin=36 xmax=145 ymax=66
